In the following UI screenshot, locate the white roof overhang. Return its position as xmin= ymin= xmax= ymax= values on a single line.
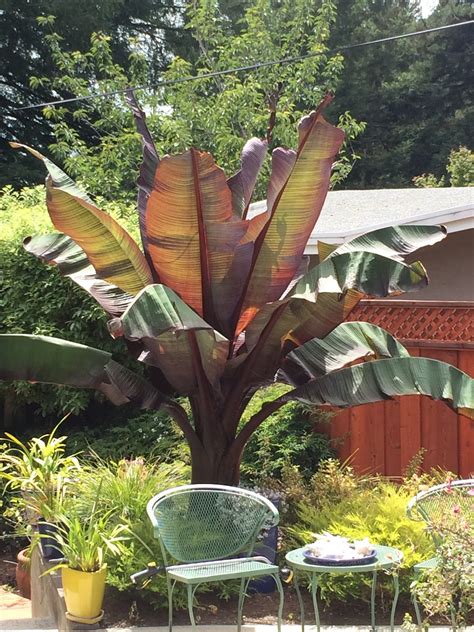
xmin=249 ymin=188 xmax=474 ymax=255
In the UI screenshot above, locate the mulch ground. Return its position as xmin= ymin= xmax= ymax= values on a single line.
xmin=101 ymin=585 xmax=416 ymax=628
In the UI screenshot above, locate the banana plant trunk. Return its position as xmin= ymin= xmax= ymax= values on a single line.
xmin=182 ymin=388 xmax=283 ymax=485
xmin=189 ymin=444 xmax=243 ymax=485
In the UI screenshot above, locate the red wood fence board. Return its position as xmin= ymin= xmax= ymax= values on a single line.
xmin=384 ymin=398 xmax=401 ymax=477
xmin=458 ymin=350 xmax=474 ymax=477
xmin=323 ymin=302 xmax=474 ymax=477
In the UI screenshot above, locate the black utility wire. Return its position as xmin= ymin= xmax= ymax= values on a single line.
xmin=14 ymin=20 xmax=474 ymax=112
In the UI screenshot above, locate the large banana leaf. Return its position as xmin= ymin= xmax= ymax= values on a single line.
xmin=236 ymin=96 xmax=345 ymax=334
xmin=291 ymin=251 xmax=428 ymax=301
xmin=239 ymin=147 xmax=297 ymax=247
xmin=227 ymin=138 xmax=267 ymax=218
xmin=125 ymin=89 xmax=159 ymax=272
xmin=0 ymin=334 xmax=162 ymax=408
xmin=280 ymin=321 xmax=410 ymax=384
xmin=319 ymin=224 xmax=447 ymax=262
xmin=229 ymin=252 xmax=428 ymax=385
xmin=9 ymin=142 xmax=93 ymax=204
xmin=266 ymin=147 xmax=297 ymax=213
xmin=24 ymin=233 xmax=132 ymax=315
xmin=277 ymin=357 xmax=474 ymax=419
xmin=116 ymin=284 xmax=229 ymax=394
xmin=145 ymin=148 xmax=249 ymax=325
xmin=11 ymin=143 xmax=153 ymax=295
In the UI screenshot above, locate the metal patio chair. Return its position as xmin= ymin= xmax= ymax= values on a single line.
xmin=406 ymin=478 xmax=474 ymax=625
xmin=146 ymin=484 xmax=284 ymax=631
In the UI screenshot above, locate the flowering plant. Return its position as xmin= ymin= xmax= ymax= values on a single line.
xmin=411 ymin=487 xmax=474 ymax=629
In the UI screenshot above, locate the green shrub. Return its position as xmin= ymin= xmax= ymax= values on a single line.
xmin=65 ymin=410 xmax=188 ymax=463
xmin=239 ymin=386 xmax=334 ymax=486
xmin=286 ymin=459 xmax=435 ymax=605
xmin=71 ymin=454 xmax=190 ymax=608
xmin=411 ymin=512 xmax=474 ymax=628
xmin=0 ymin=185 xmax=137 ymax=423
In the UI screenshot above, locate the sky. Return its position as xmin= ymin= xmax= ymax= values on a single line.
xmin=420 ymin=0 xmax=438 ymax=18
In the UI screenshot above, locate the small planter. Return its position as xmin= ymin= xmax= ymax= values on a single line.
xmin=62 ymin=565 xmax=107 ymax=624
xmin=38 ymin=521 xmax=62 ymax=560
xmin=249 ymin=490 xmax=282 ymax=594
xmin=16 ymin=548 xmax=31 ymax=599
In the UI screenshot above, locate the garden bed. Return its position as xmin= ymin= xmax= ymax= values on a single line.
xmin=2 ymin=542 xmax=470 ymax=628
xmin=0 ymin=555 xmax=16 ymax=589
xmin=101 ymin=585 xmax=416 ymax=627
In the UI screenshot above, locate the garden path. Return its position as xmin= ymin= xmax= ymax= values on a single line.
xmin=0 ymin=586 xmax=54 ymax=630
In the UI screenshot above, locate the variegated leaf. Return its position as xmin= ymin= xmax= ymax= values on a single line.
xmin=236 ymin=95 xmax=345 ymax=334
xmin=115 ymin=284 xmax=229 ymax=394
xmin=0 ymin=334 xmax=162 ymax=409
xmin=24 ymin=233 xmax=132 ymax=315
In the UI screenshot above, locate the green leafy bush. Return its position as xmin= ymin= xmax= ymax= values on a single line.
xmin=0 ymin=185 xmax=135 ymax=422
xmin=240 ymin=386 xmax=334 ymax=486
xmin=65 ymin=410 xmax=188 ymax=463
xmin=286 ymin=459 xmax=435 ymax=604
xmin=408 ymin=489 xmax=474 ymax=628
xmin=73 ymin=454 xmax=190 ymax=608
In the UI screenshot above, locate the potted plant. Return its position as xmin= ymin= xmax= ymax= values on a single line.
xmin=0 ymin=420 xmax=81 ymax=559
xmin=44 ymin=497 xmax=130 ymax=624
xmin=15 ymin=545 xmax=31 ymax=599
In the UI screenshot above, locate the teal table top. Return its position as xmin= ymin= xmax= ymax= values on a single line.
xmin=285 ymin=544 xmax=403 ymax=574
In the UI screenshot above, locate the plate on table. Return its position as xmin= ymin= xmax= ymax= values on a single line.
xmin=302 ymin=548 xmax=377 ymax=566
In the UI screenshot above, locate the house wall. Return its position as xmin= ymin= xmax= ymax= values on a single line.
xmin=394 ymin=228 xmax=474 ymax=301
xmin=310 ymin=228 xmax=474 ymax=301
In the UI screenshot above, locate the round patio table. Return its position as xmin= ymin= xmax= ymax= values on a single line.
xmin=285 ymin=544 xmax=403 ymax=632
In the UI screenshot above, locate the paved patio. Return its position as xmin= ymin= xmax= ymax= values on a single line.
xmin=1 ymin=590 xmax=472 ymax=632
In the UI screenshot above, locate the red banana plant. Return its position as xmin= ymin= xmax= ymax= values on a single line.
xmin=2 ymin=93 xmax=473 ymax=484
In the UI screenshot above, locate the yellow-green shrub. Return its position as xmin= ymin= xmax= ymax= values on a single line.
xmin=286 ymin=460 xmax=434 ymax=604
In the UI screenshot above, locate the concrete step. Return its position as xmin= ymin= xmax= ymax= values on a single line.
xmin=0 ymin=619 xmax=56 ymax=631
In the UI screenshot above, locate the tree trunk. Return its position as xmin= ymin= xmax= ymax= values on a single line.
xmin=189 ymin=442 xmax=243 ymax=486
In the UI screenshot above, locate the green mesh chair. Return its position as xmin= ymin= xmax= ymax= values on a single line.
xmin=406 ymin=478 xmax=474 ymax=625
xmin=146 ymin=484 xmax=284 ymax=631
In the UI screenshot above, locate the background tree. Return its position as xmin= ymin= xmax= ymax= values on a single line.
xmin=4 ymin=0 xmax=365 ymax=202
xmin=0 ymin=0 xmax=192 ymax=189
xmin=330 ymin=0 xmax=474 ymax=187
xmin=3 ymin=1 xmax=473 ymax=190
xmin=413 ymin=146 xmax=474 ymax=187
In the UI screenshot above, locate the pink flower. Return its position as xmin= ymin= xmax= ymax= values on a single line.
xmin=468 ymin=488 xmax=474 ymax=496
xmin=453 ymin=505 xmax=461 ymax=514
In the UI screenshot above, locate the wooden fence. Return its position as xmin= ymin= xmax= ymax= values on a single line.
xmin=320 ymin=301 xmax=474 ymax=478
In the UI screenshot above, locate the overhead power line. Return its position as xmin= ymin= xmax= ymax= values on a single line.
xmin=15 ymin=20 xmax=474 ymax=112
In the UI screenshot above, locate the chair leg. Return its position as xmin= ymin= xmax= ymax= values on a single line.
xmin=237 ymin=578 xmax=250 ymax=632
xmin=167 ymin=576 xmax=176 ymax=632
xmin=273 ymin=573 xmax=285 ymax=632
xmin=187 ymin=584 xmax=197 ymax=629
xmin=413 ymin=591 xmax=423 ymax=626
xmin=412 ymin=571 xmax=423 ymax=626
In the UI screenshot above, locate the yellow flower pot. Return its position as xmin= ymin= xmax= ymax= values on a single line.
xmin=61 ymin=565 xmax=107 ymax=624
